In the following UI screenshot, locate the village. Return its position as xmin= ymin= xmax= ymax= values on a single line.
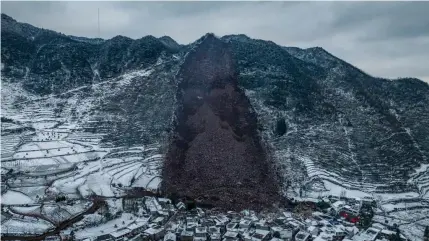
xmin=29 ymin=193 xmax=420 ymax=241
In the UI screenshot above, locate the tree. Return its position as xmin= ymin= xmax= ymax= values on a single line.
xmin=70 ymin=230 xmax=75 ymax=241
xmin=340 ymin=189 xmax=346 ymax=199
xmin=275 ymin=117 xmax=287 ymax=136
xmin=424 ymin=226 xmax=429 ymax=241
xmin=389 ymin=226 xmax=401 ymax=241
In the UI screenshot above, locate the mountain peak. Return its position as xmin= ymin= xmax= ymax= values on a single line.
xmin=1 ymin=13 xmax=16 ymax=22
xmin=221 ymin=34 xmax=251 ymax=42
xmin=158 ymin=36 xmax=180 ymax=50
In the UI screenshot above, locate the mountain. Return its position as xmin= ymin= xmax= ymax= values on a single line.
xmin=1 ymin=13 xmax=181 ymax=95
xmin=2 ymin=14 xmax=429 ymax=210
xmin=163 ymin=34 xmax=281 ymax=210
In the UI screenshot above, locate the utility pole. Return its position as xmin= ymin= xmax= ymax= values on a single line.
xmin=97 ymin=8 xmax=100 ymax=42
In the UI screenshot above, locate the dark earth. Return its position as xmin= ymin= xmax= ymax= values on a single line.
xmin=162 ymin=34 xmax=281 ymax=211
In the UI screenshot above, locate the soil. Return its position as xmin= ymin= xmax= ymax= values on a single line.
xmin=162 ymin=34 xmax=281 ymax=211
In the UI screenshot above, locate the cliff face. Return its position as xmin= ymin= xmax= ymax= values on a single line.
xmin=163 ymin=34 xmax=281 ymax=210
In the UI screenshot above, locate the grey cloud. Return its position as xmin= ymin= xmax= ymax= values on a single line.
xmin=331 ymin=2 xmax=429 ymax=41
xmin=1 ymin=1 xmax=428 ymax=83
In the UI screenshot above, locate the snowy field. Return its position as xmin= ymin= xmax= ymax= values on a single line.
xmin=2 ymin=217 xmax=54 ymax=235
xmin=1 ymin=68 xmax=166 ymax=237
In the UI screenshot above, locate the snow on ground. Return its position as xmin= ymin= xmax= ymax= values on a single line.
xmin=147 ymin=177 xmax=162 ymax=190
xmin=74 ymin=213 xmax=137 ymax=240
xmin=13 ymin=145 xmax=91 ymax=159
xmin=13 ymin=186 xmax=46 ymax=201
xmin=32 ymin=121 xmax=59 ymax=129
xmin=79 ymin=173 xmax=114 ymax=197
xmin=61 ymin=200 xmax=92 ymax=215
xmin=300 ymin=156 xmax=424 ymax=204
xmin=1 ymin=190 xmax=33 ymax=205
xmin=381 ymin=202 xmax=428 ymax=212
xmin=18 ymin=141 xmax=73 ymax=152
xmin=2 ymin=217 xmax=54 ymax=235
xmin=10 ymin=206 xmax=41 ymax=215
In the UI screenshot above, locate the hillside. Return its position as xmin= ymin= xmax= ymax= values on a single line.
xmin=1 ymin=13 xmax=429 ymax=211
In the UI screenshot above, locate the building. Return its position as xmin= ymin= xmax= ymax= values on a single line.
xmin=278 ymin=229 xmax=293 ymax=241
xmin=295 ymin=231 xmax=311 ymax=241
xmin=194 ymin=227 xmax=208 ymax=241
xmin=251 ymin=230 xmax=271 ymax=241
xmin=164 ymin=232 xmax=177 ymax=241
xmin=144 ymin=226 xmax=165 ymax=240
xmin=95 ymin=234 xmax=114 ymax=241
xmin=110 ymin=228 xmax=130 ymax=241
xmin=239 ymin=219 xmax=252 ymax=233
xmin=223 ymin=230 xmax=239 ymax=241
xmin=352 ymin=228 xmax=381 ymax=241
xmin=181 ymin=230 xmax=194 ymax=241
xmin=127 ymin=222 xmax=147 ymax=236
xmin=308 ymin=226 xmax=320 ymax=237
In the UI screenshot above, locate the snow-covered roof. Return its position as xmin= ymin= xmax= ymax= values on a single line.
xmin=153 ymin=217 xmax=165 ymax=222
xmin=224 ymin=231 xmax=239 ymax=238
xmin=181 ymin=230 xmax=194 ymax=237
xmin=295 ymin=231 xmax=310 ymax=241
xmin=127 ymin=222 xmax=146 ymax=230
xmin=332 ymin=201 xmax=345 ymax=210
xmin=308 ymin=226 xmax=318 ymax=232
xmin=110 ymin=228 xmax=130 ymax=238
xmin=145 ymin=227 xmax=163 ymax=235
xmin=164 ymin=232 xmax=176 ymax=241
xmin=196 ymin=227 xmax=207 ymax=234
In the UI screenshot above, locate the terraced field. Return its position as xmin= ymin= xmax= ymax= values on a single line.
xmin=1 ymin=56 xmax=178 ymax=236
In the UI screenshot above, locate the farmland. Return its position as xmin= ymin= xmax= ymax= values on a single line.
xmin=1 ymin=63 xmax=170 ymax=237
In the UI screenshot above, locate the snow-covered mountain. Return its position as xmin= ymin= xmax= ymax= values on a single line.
xmin=2 ymin=13 xmax=429 ymax=212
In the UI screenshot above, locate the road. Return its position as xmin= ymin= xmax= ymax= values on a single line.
xmin=1 ymin=199 xmax=105 ymax=241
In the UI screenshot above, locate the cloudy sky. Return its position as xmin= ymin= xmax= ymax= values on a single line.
xmin=2 ymin=1 xmax=429 ymax=82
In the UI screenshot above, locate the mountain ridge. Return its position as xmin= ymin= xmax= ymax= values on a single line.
xmin=2 ymin=13 xmax=429 ymax=204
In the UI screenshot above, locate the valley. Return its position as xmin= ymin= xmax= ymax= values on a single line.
xmin=1 ymin=13 xmax=429 ymax=240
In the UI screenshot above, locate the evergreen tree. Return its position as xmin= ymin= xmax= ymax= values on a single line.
xmin=424 ymin=226 xmax=429 ymax=241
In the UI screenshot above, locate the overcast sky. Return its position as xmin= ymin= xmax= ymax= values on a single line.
xmin=2 ymin=1 xmax=429 ymax=82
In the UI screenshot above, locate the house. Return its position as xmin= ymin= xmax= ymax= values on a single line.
xmin=60 ymin=230 xmax=72 ymax=241
xmin=361 ymin=196 xmax=374 ymax=206
xmin=153 ymin=216 xmax=166 ymax=225
xmin=194 ymin=227 xmax=208 ymax=241
xmin=176 ymin=202 xmax=186 ymax=211
xmin=210 ymin=233 xmax=222 ymax=241
xmin=251 ymin=230 xmax=271 ymax=241
xmin=226 ymin=222 xmax=239 ymax=231
xmin=127 ymin=222 xmax=147 ymax=236
xmin=254 ymin=222 xmax=270 ymax=232
xmin=239 ymin=219 xmax=252 ymax=233
xmin=278 ymin=229 xmax=293 ymax=241
xmin=352 ymin=228 xmax=381 ymax=241
xmin=295 ymin=231 xmax=310 ymax=241
xmin=45 ymin=235 xmax=61 ymax=241
xmin=186 ymin=222 xmax=198 ymax=232
xmin=144 ymin=226 xmax=165 ymax=240
xmin=331 ymin=201 xmax=346 ymax=214
xmin=110 ymin=228 xmax=131 ymax=241
xmin=158 ymin=198 xmax=172 ymax=206
xmin=95 ymin=234 xmax=114 ymax=241
xmin=181 ymin=230 xmax=194 ymax=241
xmin=223 ymin=231 xmax=239 ymax=241
xmin=308 ymin=226 xmax=319 ymax=236
xmin=158 ymin=210 xmax=170 ymax=218
xmin=164 ymin=232 xmax=177 ymax=241
xmin=201 ymin=218 xmax=215 ymax=227
xmin=377 ymin=229 xmax=407 ymax=241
